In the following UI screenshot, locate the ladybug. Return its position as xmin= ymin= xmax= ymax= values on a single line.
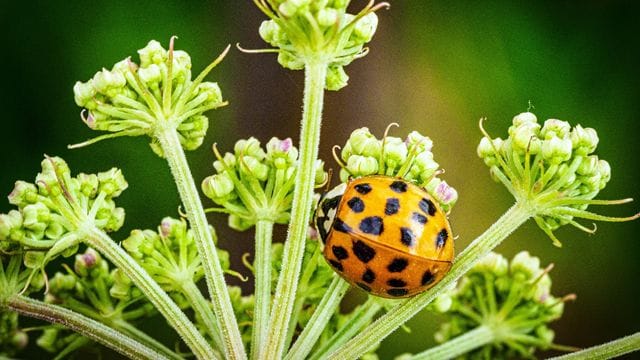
xmin=314 ymin=175 xmax=454 ymax=298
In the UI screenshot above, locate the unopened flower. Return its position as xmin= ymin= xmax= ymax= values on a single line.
xmin=252 ymin=0 xmax=388 ymax=90
xmin=477 ymin=112 xmax=639 ymax=246
xmin=71 ymin=38 xmax=228 ymax=156
xmin=336 ymin=126 xmax=457 ymax=212
xmin=203 ymin=137 xmax=328 ymax=230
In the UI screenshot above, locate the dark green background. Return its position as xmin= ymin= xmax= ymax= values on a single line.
xmin=1 ymin=1 xmax=638 ymax=358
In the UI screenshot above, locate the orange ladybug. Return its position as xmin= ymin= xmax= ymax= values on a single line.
xmin=315 ymin=176 xmax=454 ymax=298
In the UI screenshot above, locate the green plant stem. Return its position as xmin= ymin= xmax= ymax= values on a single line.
xmin=156 ymin=125 xmax=246 ymax=360
xmin=408 ymin=325 xmax=494 ymax=360
xmin=263 ymin=60 xmax=328 ymax=360
xmin=115 ymin=320 xmax=184 ymax=360
xmin=7 ymin=295 xmax=168 ymax=360
xmin=251 ymin=220 xmax=274 ymax=360
xmin=548 ymin=332 xmax=640 ymax=360
xmin=83 ymin=226 xmax=215 ymax=360
xmin=180 ymin=281 xmax=223 ymax=356
xmin=285 ymin=276 xmax=349 ymax=360
xmin=309 ymin=298 xmax=382 ymax=360
xmin=327 ymin=202 xmax=534 ymax=359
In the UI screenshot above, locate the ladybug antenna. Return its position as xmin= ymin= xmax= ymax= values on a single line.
xmin=379 ymin=122 xmax=399 ymax=175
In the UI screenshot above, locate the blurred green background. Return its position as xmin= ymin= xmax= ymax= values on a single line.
xmin=1 ymin=1 xmax=638 ymax=358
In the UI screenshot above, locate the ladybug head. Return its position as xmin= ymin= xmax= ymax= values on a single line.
xmin=314 ymin=182 xmax=347 ymax=245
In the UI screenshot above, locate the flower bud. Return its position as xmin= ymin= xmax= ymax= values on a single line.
xmin=541 ymin=137 xmax=572 ymax=164
xmin=325 ymin=65 xmax=349 ymax=91
xmin=235 ymin=137 xmax=266 ymax=160
xmin=10 ymin=330 xmax=29 ymax=350
xmin=97 ymin=168 xmax=128 ymax=197
xmin=353 ymin=13 xmax=379 ymax=42
xmin=540 ymin=119 xmax=571 ymax=140
xmin=8 ymin=181 xmax=39 ymax=207
xmin=512 ymin=123 xmax=541 ymax=154
xmin=73 ymin=80 xmax=96 ymax=107
xmin=382 ymin=137 xmax=408 ymax=169
xmin=239 ymin=156 xmax=269 ymax=181
xmin=23 ymin=251 xmax=45 ymax=269
xmin=202 ymin=173 xmax=235 ymax=202
xmin=259 ymin=20 xmax=284 ymax=46
xmin=228 ymin=214 xmax=253 ymax=231
xmin=197 ymin=82 xmax=223 ymax=107
xmin=266 ymin=137 xmax=298 ymax=168
xmin=0 ymin=210 xmax=23 ymax=241
xmin=512 ymin=112 xmax=538 ymax=127
xmin=346 ymin=155 xmax=378 ymax=177
xmin=21 ymin=203 xmax=50 ymax=234
xmin=570 ymin=125 xmax=599 ymax=155
xmin=93 ymin=68 xmax=126 ymax=97
xmin=476 ymin=252 xmax=509 ymax=276
xmin=277 ymin=51 xmax=305 ymax=70
xmin=74 ymin=248 xmax=101 ymax=277
xmin=343 ymin=128 xmax=382 ymax=158
xmin=138 ymin=63 xmax=162 ymax=86
xmin=138 ymin=40 xmax=167 ymax=67
xmin=510 ymin=251 xmax=541 ymax=279
xmin=316 ymin=7 xmax=339 ymax=27
xmin=406 ymin=131 xmax=434 ymax=153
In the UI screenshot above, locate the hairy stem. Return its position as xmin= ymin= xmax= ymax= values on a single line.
xmin=115 ymin=320 xmax=184 ymax=360
xmin=7 ymin=295 xmax=168 ymax=360
xmin=548 ymin=332 xmax=640 ymax=360
xmin=285 ymin=276 xmax=349 ymax=360
xmin=180 ymin=280 xmax=223 ymax=356
xmin=263 ymin=60 xmax=327 ymax=359
xmin=251 ymin=220 xmax=274 ymax=360
xmin=84 ymin=226 xmax=215 ymax=360
xmin=327 ymin=202 xmax=534 ymax=359
xmin=156 ymin=125 xmax=246 ymax=360
xmin=309 ymin=299 xmax=382 ymax=360
xmin=407 ymin=325 xmax=495 ymax=360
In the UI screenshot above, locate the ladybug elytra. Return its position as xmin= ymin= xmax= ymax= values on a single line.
xmin=315 ymin=175 xmax=454 ymax=298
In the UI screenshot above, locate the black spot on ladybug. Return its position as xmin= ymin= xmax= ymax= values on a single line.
xmin=400 ymin=227 xmax=416 ymax=247
xmin=359 ymin=216 xmax=384 ymax=235
xmin=387 ymin=288 xmax=408 ymax=297
xmin=329 ymin=260 xmax=343 ymax=272
xmin=357 ymin=282 xmax=372 ymax=292
xmin=421 ymin=270 xmax=435 ymax=286
xmin=419 ymin=198 xmax=436 ymax=216
xmin=322 ymin=195 xmax=342 ymax=214
xmin=332 ymin=245 xmax=349 ymax=260
xmin=352 ymin=240 xmax=376 ymax=263
xmin=387 ymin=278 xmax=407 ymax=287
xmin=436 ymin=228 xmax=449 ymax=249
xmin=354 ymin=183 xmax=372 ymax=194
xmin=362 ymin=269 xmax=376 ymax=284
xmin=412 ymin=212 xmax=428 ymax=225
xmin=387 ymin=258 xmax=408 ymax=273
xmin=385 ymin=198 xmax=400 ymax=215
xmin=390 ymin=181 xmax=408 ymax=193
xmin=316 ymin=219 xmax=328 ymax=243
xmin=347 ymin=197 xmax=365 ymax=213
xmin=333 ymin=218 xmax=352 ymax=233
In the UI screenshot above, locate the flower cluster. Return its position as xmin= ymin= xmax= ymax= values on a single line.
xmin=122 ymin=217 xmax=231 ymax=306
xmin=0 ymin=310 xmax=28 ymax=357
xmin=432 ymin=251 xmax=571 ymax=359
xmin=72 ymin=39 xmax=226 ymax=156
xmin=255 ymin=0 xmax=387 ymax=90
xmin=0 ymin=157 xmax=127 ymax=268
xmin=202 ymin=137 xmax=327 ymax=230
xmin=477 ymin=112 xmax=638 ymax=246
xmin=40 ymin=247 xmax=155 ymax=356
xmin=337 ymin=126 xmax=458 ymax=212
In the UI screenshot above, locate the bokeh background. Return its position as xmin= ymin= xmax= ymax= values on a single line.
xmin=1 ymin=0 xmax=639 ymax=358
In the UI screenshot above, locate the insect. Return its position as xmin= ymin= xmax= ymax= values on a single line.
xmin=314 ymin=175 xmax=454 ymax=298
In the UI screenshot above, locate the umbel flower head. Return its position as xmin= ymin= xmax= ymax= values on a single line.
xmin=202 ymin=137 xmax=328 ymax=230
xmin=336 ymin=125 xmax=458 ymax=212
xmin=478 ymin=112 xmax=639 ymax=246
xmin=0 ymin=157 xmax=127 ymax=270
xmin=72 ymin=38 xmax=228 ymax=156
xmin=429 ymin=251 xmax=574 ymax=359
xmin=252 ymin=0 xmax=388 ymax=90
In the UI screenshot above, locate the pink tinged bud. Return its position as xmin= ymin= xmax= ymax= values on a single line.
xmin=160 ymin=219 xmax=172 ymax=237
xmin=280 ymin=138 xmax=293 ymax=152
xmin=436 ymin=181 xmax=458 ymax=204
xmin=307 ymin=226 xmax=319 ymax=241
xmin=82 ymin=252 xmax=97 ymax=268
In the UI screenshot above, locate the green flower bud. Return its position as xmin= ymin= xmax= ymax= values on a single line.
xmin=36 ymin=327 xmax=60 ymax=353
xmin=239 ymin=156 xmax=269 ymax=181
xmin=202 ymin=173 xmax=236 ymax=202
xmin=23 ymin=251 xmax=44 ymax=269
xmin=571 ymin=124 xmax=599 ymax=155
xmin=197 ymin=82 xmax=223 ymax=108
xmin=228 ymin=213 xmax=254 ymax=231
xmin=93 ymin=68 xmax=126 ymax=97
xmin=346 ymin=155 xmax=378 ymax=177
xmin=512 ymin=123 xmax=542 ymax=154
xmin=8 ymin=181 xmax=39 ymax=207
xmin=540 ymin=119 xmax=571 ymax=140
xmin=325 ymin=65 xmax=349 ymax=91
xmin=235 ymin=137 xmax=266 ymax=160
xmin=138 ymin=40 xmax=167 ymax=67
xmin=138 ymin=63 xmax=162 ymax=85
xmin=266 ymin=137 xmax=298 ymax=169
xmin=97 ymin=168 xmax=128 ymax=197
xmin=343 ymin=128 xmax=382 ymax=158
xmin=475 ymin=252 xmax=508 ymax=276
xmin=10 ymin=329 xmax=29 ymax=350
xmin=541 ymin=136 xmax=572 ymax=164
xmin=21 ymin=203 xmax=50 ymax=233
xmin=277 ymin=51 xmax=305 ymax=70
xmin=76 ymin=173 xmax=99 ymax=198
xmin=0 ymin=210 xmax=23 ymax=242
xmin=353 ymin=12 xmax=379 ymax=42
xmin=73 ymin=80 xmax=96 ymax=107
xmin=49 ymin=272 xmax=77 ymax=294
xmin=511 ymin=251 xmax=541 ymax=279
xmin=259 ymin=20 xmax=283 ymax=47
xmin=316 ymin=7 xmax=339 ymax=27
xmin=512 ymin=111 xmax=538 ymax=127
xmin=382 ymin=137 xmax=408 ymax=170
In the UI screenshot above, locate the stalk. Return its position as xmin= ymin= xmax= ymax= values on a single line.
xmin=250 ymin=220 xmax=274 ymax=359
xmin=155 ymin=125 xmax=247 ymax=360
xmin=285 ymin=276 xmax=349 ymax=360
xmin=263 ymin=60 xmax=328 ymax=359
xmin=180 ymin=280 xmax=223 ymax=356
xmin=115 ymin=320 xmax=184 ymax=360
xmin=407 ymin=325 xmax=494 ymax=360
xmin=327 ymin=202 xmax=534 ymax=359
xmin=309 ymin=299 xmax=382 ymax=360
xmin=83 ymin=226 xmax=215 ymax=360
xmin=7 ymin=295 xmax=168 ymax=360
xmin=548 ymin=332 xmax=640 ymax=360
